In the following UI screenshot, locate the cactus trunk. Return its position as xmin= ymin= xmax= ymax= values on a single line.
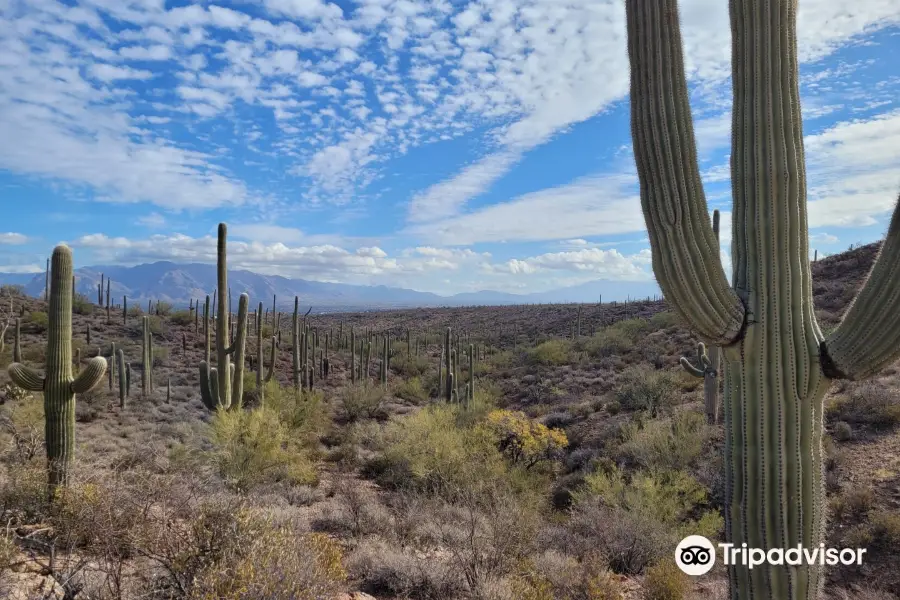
xmin=625 ymin=0 xmax=900 ymax=597
xmin=8 ymin=246 xmax=106 ymax=498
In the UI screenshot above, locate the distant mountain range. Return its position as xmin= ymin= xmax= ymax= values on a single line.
xmin=0 ymin=261 xmax=661 ymax=312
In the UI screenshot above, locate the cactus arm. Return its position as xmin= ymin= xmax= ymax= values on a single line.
xmin=625 ymin=0 xmax=744 ymax=345
xmin=209 ymin=367 xmax=220 ymax=406
xmin=71 ymin=357 xmax=107 ymax=393
xmin=822 ymin=198 xmax=900 ymax=380
xmin=679 ymin=356 xmax=705 ymax=378
xmin=229 ymin=293 xmax=249 ymax=410
xmin=264 ymin=336 xmax=277 ymax=382
xmin=199 ymin=361 xmax=217 ymax=410
xmin=8 ymin=363 xmax=45 ymax=391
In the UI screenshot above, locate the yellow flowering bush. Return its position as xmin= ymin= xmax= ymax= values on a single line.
xmin=480 ymin=410 xmax=568 ymax=469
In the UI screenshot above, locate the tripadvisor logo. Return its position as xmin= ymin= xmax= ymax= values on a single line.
xmin=675 ymin=536 xmax=867 ymax=576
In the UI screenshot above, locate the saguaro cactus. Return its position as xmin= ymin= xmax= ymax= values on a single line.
xmin=626 ymin=1 xmax=900 ymax=597
xmin=444 ymin=327 xmax=452 ymax=402
xmin=117 ymin=349 xmax=126 ymax=408
xmin=7 ymin=246 xmax=107 ymax=496
xmin=680 ymin=342 xmax=720 ymax=424
xmin=12 ymin=317 xmax=21 ymax=363
xmin=198 ymin=224 xmax=249 ymax=412
xmin=141 ymin=316 xmax=152 ymax=397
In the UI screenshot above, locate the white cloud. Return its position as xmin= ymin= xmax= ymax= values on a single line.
xmin=118 ymin=45 xmax=172 ymax=61
xmin=805 ymin=109 xmax=900 ymax=227
xmin=484 ymin=247 xmax=653 ymax=281
xmin=89 ymin=64 xmax=154 ymax=81
xmin=137 ymin=213 xmax=166 ymax=228
xmin=0 ymin=233 xmax=29 ymax=245
xmin=407 ymin=151 xmax=520 ymax=222
xmin=407 ymin=173 xmax=645 ymax=245
xmin=0 ymin=264 xmax=42 ymax=274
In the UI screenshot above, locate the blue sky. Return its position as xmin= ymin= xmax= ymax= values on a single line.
xmin=0 ymin=0 xmax=898 ymax=296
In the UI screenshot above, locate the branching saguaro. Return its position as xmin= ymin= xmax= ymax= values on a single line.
xmin=625 ymin=1 xmax=900 ymax=597
xmin=198 ymin=223 xmax=249 ymax=412
xmin=7 ymin=246 xmax=107 ymax=497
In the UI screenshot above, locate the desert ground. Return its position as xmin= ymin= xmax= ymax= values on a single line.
xmin=0 ymin=241 xmax=897 ymax=600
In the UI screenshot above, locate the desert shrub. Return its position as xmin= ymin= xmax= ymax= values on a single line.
xmin=372 ymin=404 xmax=506 ymax=498
xmin=0 ymin=397 xmax=43 ymax=463
xmin=72 ymin=293 xmax=93 ymax=315
xmin=649 ymin=311 xmax=680 ymax=330
xmin=615 ymin=367 xmax=681 ymax=416
xmin=152 ymin=346 xmax=168 ymax=367
xmin=527 ymin=340 xmax=572 ymax=366
xmin=171 ymin=309 xmax=193 ymax=326
xmin=611 ymin=318 xmax=651 ymax=339
xmin=568 ymin=501 xmax=668 ymax=575
xmin=827 ymin=382 xmax=900 ymax=430
xmin=348 ymin=536 xmax=462 ymax=598
xmin=394 ymin=376 xmax=429 ymax=404
xmin=579 ymin=466 xmax=722 ymax=542
xmin=208 ymin=406 xmax=317 ymax=491
xmin=606 ymin=400 xmax=621 ymax=415
xmin=127 ymin=304 xmax=144 ymax=317
xmin=191 ymin=525 xmax=346 ymax=600
xmin=831 ymin=487 xmax=874 ymax=522
xmin=642 ymin=561 xmax=688 ymax=600
xmin=833 ymin=420 xmax=853 ymax=442
xmin=147 ymin=315 xmax=166 ymax=336
xmin=843 ymin=511 xmax=900 ymax=552
xmin=618 ymin=411 xmax=712 ymax=471
xmin=480 ymin=409 xmax=568 ymax=469
xmin=587 ymin=328 xmax=633 ymax=358
xmin=391 ymin=354 xmax=431 ymax=377
xmin=340 ymin=383 xmax=386 ymax=422
xmin=154 ymin=301 xmax=173 ymax=315
xmin=269 ymin=387 xmax=331 ymax=449
xmin=28 ymin=310 xmax=48 ymax=332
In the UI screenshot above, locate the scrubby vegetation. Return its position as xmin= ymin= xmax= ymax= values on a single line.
xmin=0 ymin=239 xmax=897 ymax=599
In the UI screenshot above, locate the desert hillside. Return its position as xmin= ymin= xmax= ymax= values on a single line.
xmin=0 ymin=241 xmax=897 ymax=600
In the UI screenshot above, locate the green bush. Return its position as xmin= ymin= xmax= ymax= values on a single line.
xmin=28 ymin=311 xmax=48 ymax=332
xmin=394 ymin=376 xmax=429 ymax=404
xmin=827 ymin=383 xmax=900 ymax=430
xmin=480 ymin=409 xmax=568 ymax=469
xmin=72 ymin=293 xmax=93 ymax=315
xmin=390 ymin=354 xmax=430 ymax=377
xmin=339 ymin=383 xmax=386 ymax=422
xmin=209 ymin=406 xmax=317 ymax=491
xmin=580 ymin=465 xmax=722 ymax=541
xmin=618 ymin=411 xmax=712 ymax=471
xmin=649 ymin=311 xmax=680 ymax=330
xmin=611 ymin=318 xmax=651 ymax=339
xmin=154 ymin=301 xmax=173 ymax=316
xmin=527 ymin=340 xmax=572 ymax=366
xmin=587 ymin=328 xmax=634 ymax=358
xmin=833 ymin=420 xmax=853 ymax=442
xmin=372 ymin=404 xmax=507 ymax=497
xmin=615 ymin=366 xmax=681 ymax=416
xmin=171 ymin=309 xmax=194 ymax=326
xmin=643 ymin=561 xmax=688 ymax=600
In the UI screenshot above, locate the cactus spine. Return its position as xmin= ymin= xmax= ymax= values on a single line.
xmin=7 ymin=245 xmax=107 ymax=496
xmin=625 ymin=1 xmax=900 ymax=596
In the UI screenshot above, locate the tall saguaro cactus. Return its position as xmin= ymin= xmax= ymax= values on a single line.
xmin=625 ymin=1 xmax=900 ymax=597
xmin=198 ymin=224 xmax=249 ymax=412
xmin=7 ymin=246 xmax=107 ymax=496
